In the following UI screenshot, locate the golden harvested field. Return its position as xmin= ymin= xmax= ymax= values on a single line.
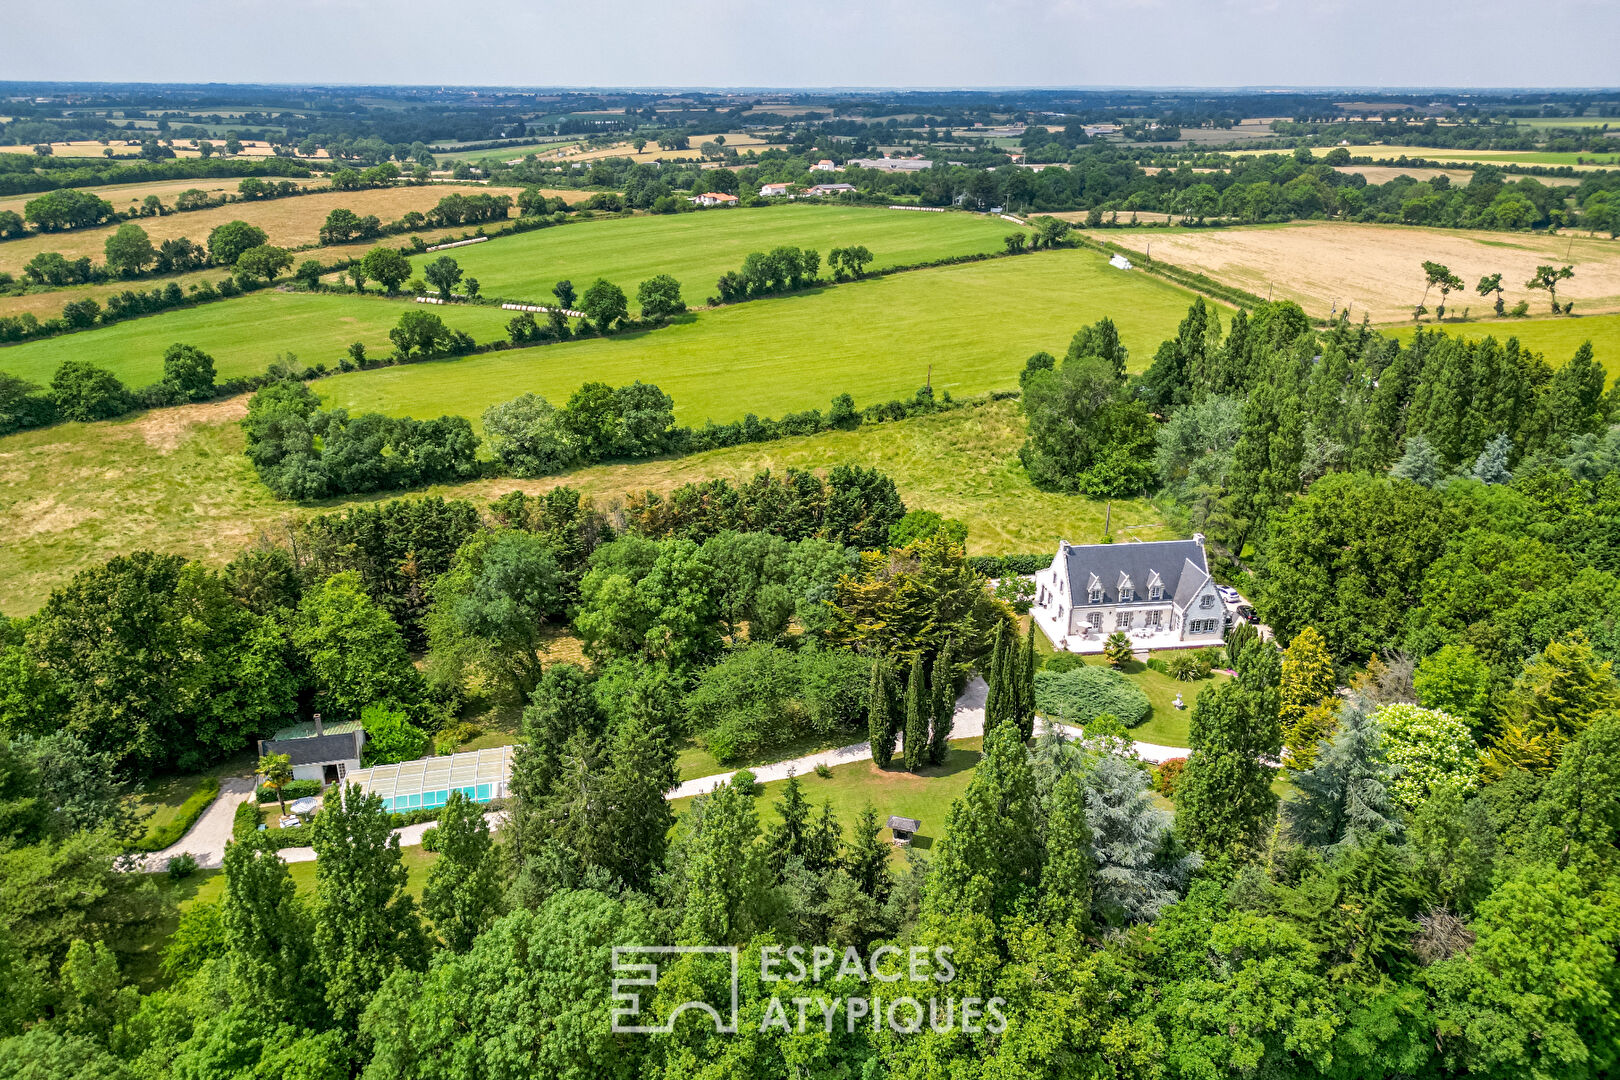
xmin=1109 ymin=222 xmax=1620 ymax=322
xmin=538 ymin=133 xmax=784 ymax=164
xmin=0 ymin=268 xmax=226 ymax=321
xmin=0 ymin=176 xmax=327 ymax=218
xmin=1229 ymin=145 xmax=1619 ymax=170
xmin=0 ymin=184 xmax=526 ymax=275
xmin=1330 ymin=165 xmax=1580 ymax=187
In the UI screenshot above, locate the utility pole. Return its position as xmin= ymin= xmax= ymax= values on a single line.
xmin=1103 ymin=501 xmax=1112 ymax=537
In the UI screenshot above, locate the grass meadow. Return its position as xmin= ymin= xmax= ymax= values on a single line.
xmin=441 ymin=203 xmax=1015 ymax=302
xmin=0 ymin=291 xmax=517 ymax=386
xmin=0 ymin=396 xmax=1171 ymax=615
xmin=319 ymin=247 xmax=1217 ymax=427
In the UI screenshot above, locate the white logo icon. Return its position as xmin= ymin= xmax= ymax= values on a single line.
xmin=611 ymin=945 xmax=740 ymax=1034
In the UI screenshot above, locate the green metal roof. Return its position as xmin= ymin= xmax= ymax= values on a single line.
xmin=270 ymin=718 xmax=364 ymax=741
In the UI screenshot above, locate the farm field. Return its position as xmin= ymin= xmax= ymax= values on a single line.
xmin=0 ymin=175 xmax=327 ymax=219
xmin=441 ymin=203 xmax=1016 ymax=302
xmin=1392 ymin=312 xmax=1620 ymax=376
xmin=0 ymin=183 xmax=526 ymax=275
xmin=0 ymin=266 xmax=230 ymax=321
xmin=0 ymin=290 xmax=515 ymax=386
xmin=1231 ymin=144 xmax=1620 ymax=169
xmin=1107 ymin=221 xmax=1620 ymax=324
xmin=1331 ymin=164 xmax=1580 ymax=186
xmin=0 ymin=396 xmax=1171 ymax=616
xmin=321 ymin=246 xmax=1220 ymax=426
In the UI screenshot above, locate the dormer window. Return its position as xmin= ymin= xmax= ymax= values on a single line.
xmin=1117 ymin=571 xmax=1134 ymax=603
xmin=1087 ymin=572 xmax=1103 ymax=604
xmin=1147 ymin=570 xmax=1164 ymax=600
xmin=1200 ymin=594 xmax=1216 ymax=610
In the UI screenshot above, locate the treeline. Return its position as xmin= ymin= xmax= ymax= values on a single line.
xmin=0 ymin=152 xmax=314 ymax=196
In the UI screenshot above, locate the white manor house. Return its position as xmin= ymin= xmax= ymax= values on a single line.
xmin=1031 ymin=536 xmax=1228 ymax=654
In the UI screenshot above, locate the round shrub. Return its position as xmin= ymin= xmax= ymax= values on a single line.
xmin=1374 ymin=703 xmax=1479 ymax=814
xmin=1034 ymin=665 xmax=1152 ymax=727
xmin=166 ymin=852 xmax=199 ymax=880
xmin=1042 ymin=653 xmax=1085 ymax=674
xmin=1154 ymin=757 xmax=1188 ymax=796
xmin=731 ymin=769 xmax=760 ymax=796
xmin=420 ymin=825 xmax=440 ymax=853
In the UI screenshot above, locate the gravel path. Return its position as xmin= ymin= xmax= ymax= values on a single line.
xmin=134 ymin=775 xmax=257 ymax=872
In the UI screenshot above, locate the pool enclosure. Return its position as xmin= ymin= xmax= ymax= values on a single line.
xmin=344 ymin=745 xmax=514 ymax=813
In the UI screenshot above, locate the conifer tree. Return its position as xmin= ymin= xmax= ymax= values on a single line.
xmin=768 ymin=771 xmax=811 ymax=867
xmin=422 ymin=791 xmax=502 ymax=953
xmin=868 ymin=658 xmax=898 ymax=768
xmin=1531 ymin=711 xmax=1620 ymax=879
xmin=221 ymin=831 xmax=318 ymax=1024
xmin=983 ymin=620 xmax=1009 ymax=730
xmin=1282 ymin=699 xmax=1397 ymax=852
xmin=846 ymin=805 xmax=891 ymax=902
xmin=1084 ymin=753 xmax=1199 ymax=924
xmin=903 ymin=654 xmax=929 ymax=771
xmin=1279 ymin=626 xmax=1338 ymax=768
xmin=311 ymin=783 xmax=427 ymax=1028
xmin=1470 ymin=432 xmax=1514 ymax=485
xmin=926 ymin=718 xmax=1044 ymax=919
xmin=1391 ymin=433 xmax=1443 ymax=487
xmin=601 ymin=710 xmax=677 ymax=891
xmin=677 ymin=782 xmax=776 ymax=945
xmin=1484 ymin=632 xmax=1620 ymax=778
xmin=1041 ymin=771 xmax=1094 ymax=927
xmin=803 ymin=800 xmax=841 ymax=875
xmin=1018 ymin=621 xmax=1038 ymax=740
xmin=928 ymin=638 xmax=955 ymax=765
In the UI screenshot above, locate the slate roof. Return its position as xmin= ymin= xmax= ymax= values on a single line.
xmin=260 ymin=730 xmax=364 ymax=767
xmin=1059 ymin=539 xmax=1210 ymax=607
xmin=887 ymin=815 xmax=922 ymax=833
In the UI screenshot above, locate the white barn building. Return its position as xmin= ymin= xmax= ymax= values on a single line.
xmin=1031 ymin=536 xmax=1227 ymax=654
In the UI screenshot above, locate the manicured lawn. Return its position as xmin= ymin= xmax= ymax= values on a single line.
xmin=1389 ymin=313 xmax=1620 ymax=378
xmin=444 ymin=204 xmax=1013 ymax=303
xmin=669 ymin=738 xmax=985 ymax=857
xmin=0 ymin=290 xmax=516 ymax=387
xmin=320 ymin=247 xmax=1219 ymax=427
xmin=0 ymin=397 xmax=1169 ymax=615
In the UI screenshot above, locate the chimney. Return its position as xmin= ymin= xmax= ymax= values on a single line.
xmin=1192 ymin=532 xmax=1205 ymax=546
xmin=313 ymin=712 xmax=323 ymax=736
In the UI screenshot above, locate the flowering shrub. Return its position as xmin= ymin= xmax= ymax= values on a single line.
xmin=1374 ymin=703 xmax=1479 ymax=814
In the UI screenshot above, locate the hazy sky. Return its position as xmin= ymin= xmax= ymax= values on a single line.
xmin=11 ymin=0 xmax=1620 ymax=88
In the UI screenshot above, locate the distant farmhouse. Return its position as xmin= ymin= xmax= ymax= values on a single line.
xmin=692 ymin=191 xmax=739 ymax=206
xmin=804 ymin=182 xmax=856 ymax=196
xmin=759 ymin=182 xmax=792 ymax=197
xmin=1031 ymin=537 xmax=1227 ymax=654
xmin=812 ymin=158 xmax=838 ymax=172
xmin=847 ymin=156 xmax=934 ymax=172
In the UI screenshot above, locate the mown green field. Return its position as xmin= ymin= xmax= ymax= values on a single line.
xmin=321 ymin=248 xmax=1217 ymax=426
xmin=444 ymin=204 xmax=1015 ymax=303
xmin=0 ymin=291 xmax=514 ymax=387
xmin=0 ymin=397 xmax=1170 ymax=616
xmin=1389 ymin=313 xmax=1620 ymax=376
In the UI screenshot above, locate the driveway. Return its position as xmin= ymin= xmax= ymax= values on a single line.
xmin=134 ymin=775 xmax=257 ymax=872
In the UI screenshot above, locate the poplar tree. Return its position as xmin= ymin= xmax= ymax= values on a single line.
xmin=903 ymin=654 xmax=929 ymax=771
xmin=311 ymin=783 xmax=427 ymax=1028
xmin=1041 ymin=771 xmax=1094 ymax=928
xmin=928 ymin=638 xmax=955 ymax=765
xmin=422 ymin=791 xmax=501 ymax=952
xmin=868 ymin=658 xmax=898 ymax=768
xmin=221 ymin=831 xmax=317 ymax=1024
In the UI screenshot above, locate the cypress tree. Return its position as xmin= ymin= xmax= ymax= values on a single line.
xmin=1041 ymin=771 xmax=1095 ymax=928
xmin=984 ymin=620 xmax=1009 ymax=731
xmin=928 ymin=638 xmax=955 ymax=765
xmin=1018 ymin=621 xmax=1038 ymax=740
xmin=903 ymin=653 xmax=928 ymax=771
xmin=868 ymin=658 xmax=897 ymax=769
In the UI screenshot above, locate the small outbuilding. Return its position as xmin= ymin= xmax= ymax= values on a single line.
xmin=887 ymin=815 xmax=922 ymax=843
xmin=258 ymin=716 xmax=365 ymax=789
